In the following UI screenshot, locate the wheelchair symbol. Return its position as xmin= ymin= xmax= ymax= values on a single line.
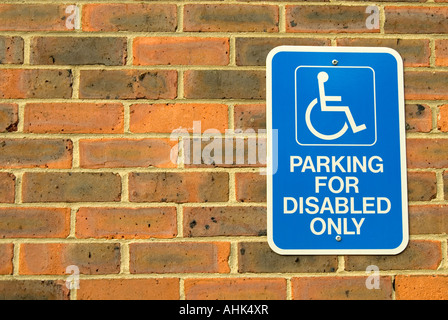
xmin=305 ymin=71 xmax=366 ymax=141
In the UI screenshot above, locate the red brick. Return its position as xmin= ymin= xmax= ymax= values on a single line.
xmin=129 ymin=242 xmax=230 ymax=273
xmin=235 ymin=172 xmax=266 ymax=202
xmin=405 ymin=71 xmax=448 ymax=100
xmin=409 ymin=205 xmax=448 ymax=235
xmin=22 ymin=172 xmax=121 ymax=203
xmin=183 ymin=206 xmax=266 ymax=237
xmin=234 ymin=104 xmax=266 ymax=130
xmin=0 ymin=4 xmax=70 ymax=31
xmin=0 ymin=207 xmax=70 ymax=238
xmin=407 ymin=171 xmax=437 ymax=201
xmin=77 ymin=279 xmax=179 ymax=300
xmin=405 ymin=104 xmax=432 ymax=133
xmin=444 ymin=171 xmax=448 ymax=199
xmin=395 ymin=275 xmax=448 ymax=300
xmin=0 ymin=104 xmax=18 ymax=132
xmin=79 ymin=70 xmax=177 ymax=100
xmin=0 ymin=244 xmax=13 ymax=275
xmin=184 ymin=4 xmax=278 ymax=32
xmin=0 ymin=69 xmax=72 ymax=99
xmin=0 ymin=36 xmax=23 ymax=64
xmin=76 ymin=207 xmax=177 ymax=239
xmin=437 ymin=105 xmax=448 ymax=132
xmin=19 ymin=243 xmax=120 ymax=275
xmin=30 ymin=37 xmax=127 ymax=66
xmin=291 ymin=276 xmax=393 ymax=300
xmin=129 ymin=172 xmax=228 ymax=203
xmin=24 ymin=103 xmax=124 ymax=134
xmin=0 ymin=139 xmax=72 ymax=169
xmin=406 ymin=139 xmax=448 ymax=168
xmin=0 ymin=172 xmax=15 ymax=203
xmin=133 ymin=37 xmax=229 ymax=66
xmin=79 ymin=138 xmax=177 ymax=168
xmin=336 ymin=38 xmax=430 ymax=67
xmin=286 ymin=5 xmax=378 ymax=33
xmin=184 ymin=278 xmax=286 ymax=300
xmin=0 ymin=280 xmax=69 ymax=300
xmin=344 ymin=240 xmax=442 ymax=271
xmin=130 ymin=103 xmax=228 ymax=133
xmin=435 ymin=40 xmax=448 ymax=66
xmin=385 ymin=6 xmax=448 ymax=34
xmin=83 ymin=4 xmax=177 ymax=32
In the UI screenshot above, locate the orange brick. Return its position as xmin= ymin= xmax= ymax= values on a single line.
xmin=76 ymin=207 xmax=177 ymax=239
xmin=409 ymin=205 xmax=448 ymax=235
xmin=437 ymin=105 xmax=448 ymax=132
xmin=24 ymin=103 xmax=124 ymax=134
xmin=19 ymin=243 xmax=120 ymax=275
xmin=184 ymin=278 xmax=286 ymax=300
xmin=133 ymin=37 xmax=229 ymax=66
xmin=405 ymin=104 xmax=432 ymax=133
xmin=0 ymin=207 xmax=70 ymax=238
xmin=0 ymin=172 xmax=15 ymax=203
xmin=405 ymin=71 xmax=448 ymax=100
xmin=0 ymin=244 xmax=13 ymax=275
xmin=130 ymin=103 xmax=228 ymax=133
xmin=235 ymin=172 xmax=266 ymax=202
xmin=385 ymin=6 xmax=448 ymax=34
xmin=396 ymin=275 xmax=448 ymax=300
xmin=79 ymin=138 xmax=177 ymax=168
xmin=0 ymin=139 xmax=72 ymax=169
xmin=291 ymin=276 xmax=393 ymax=300
xmin=406 ymin=139 xmax=448 ymax=168
xmin=129 ymin=242 xmax=230 ymax=273
xmin=0 ymin=104 xmax=18 ymax=132
xmin=234 ymin=104 xmax=266 ymax=130
xmin=0 ymin=36 xmax=23 ymax=64
xmin=77 ymin=279 xmax=179 ymax=300
xmin=435 ymin=40 xmax=448 ymax=66
xmin=407 ymin=171 xmax=437 ymax=201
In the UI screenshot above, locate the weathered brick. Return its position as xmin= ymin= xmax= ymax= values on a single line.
xmin=0 ymin=36 xmax=23 ymax=64
xmin=406 ymin=139 xmax=448 ymax=168
xmin=405 ymin=71 xmax=448 ymax=100
xmin=437 ymin=105 xmax=448 ymax=132
xmin=130 ymin=103 xmax=228 ymax=133
xmin=0 ymin=280 xmax=69 ymax=300
xmin=19 ymin=243 xmax=120 ymax=275
xmin=396 ymin=275 xmax=448 ymax=300
xmin=444 ymin=171 xmax=448 ymax=199
xmin=79 ymin=138 xmax=177 ymax=168
xmin=184 ymin=70 xmax=265 ymax=100
xmin=83 ymin=4 xmax=177 ymax=32
xmin=0 ymin=4 xmax=70 ymax=31
xmin=286 ymin=5 xmax=378 ymax=33
xmin=291 ymin=276 xmax=393 ymax=300
xmin=405 ymin=104 xmax=432 ymax=133
xmin=238 ymin=242 xmax=337 ymax=273
xmin=30 ymin=37 xmax=127 ymax=66
xmin=24 ymin=103 xmax=124 ymax=134
xmin=76 ymin=207 xmax=177 ymax=239
xmin=79 ymin=70 xmax=177 ymax=100
xmin=435 ymin=40 xmax=448 ymax=66
xmin=336 ymin=38 xmax=430 ymax=67
xmin=236 ymin=37 xmax=329 ymax=66
xmin=0 ymin=172 xmax=14 ymax=203
xmin=344 ymin=240 xmax=442 ymax=271
xmin=184 ymin=278 xmax=286 ymax=300
xmin=133 ymin=37 xmax=229 ymax=66
xmin=129 ymin=242 xmax=230 ymax=273
xmin=409 ymin=205 xmax=448 ymax=235
xmin=77 ymin=279 xmax=179 ymax=300
xmin=0 ymin=244 xmax=13 ymax=275
xmin=385 ymin=6 xmax=448 ymax=34
xmin=22 ymin=172 xmax=121 ymax=203
xmin=0 ymin=139 xmax=72 ymax=168
xmin=0 ymin=207 xmax=70 ymax=238
xmin=0 ymin=104 xmax=18 ymax=132
xmin=184 ymin=4 xmax=279 ymax=32
xmin=183 ymin=206 xmax=266 ymax=237
xmin=407 ymin=171 xmax=437 ymax=201
xmin=0 ymin=69 xmax=72 ymax=99
xmin=129 ymin=172 xmax=228 ymax=203
xmin=234 ymin=104 xmax=266 ymax=130
xmin=235 ymin=172 xmax=266 ymax=202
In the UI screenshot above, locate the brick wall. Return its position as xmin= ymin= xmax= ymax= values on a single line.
xmin=0 ymin=0 xmax=447 ymax=301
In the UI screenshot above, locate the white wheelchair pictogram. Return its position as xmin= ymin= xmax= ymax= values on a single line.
xmin=305 ymin=71 xmax=366 ymax=141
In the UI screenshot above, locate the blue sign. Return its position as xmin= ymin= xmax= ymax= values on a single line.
xmin=267 ymin=46 xmax=408 ymax=255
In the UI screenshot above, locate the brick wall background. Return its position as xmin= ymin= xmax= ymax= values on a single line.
xmin=0 ymin=0 xmax=447 ymax=300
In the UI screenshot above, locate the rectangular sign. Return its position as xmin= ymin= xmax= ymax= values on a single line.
xmin=267 ymin=46 xmax=408 ymax=255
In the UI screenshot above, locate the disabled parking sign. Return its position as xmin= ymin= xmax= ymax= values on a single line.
xmin=267 ymin=46 xmax=408 ymax=255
